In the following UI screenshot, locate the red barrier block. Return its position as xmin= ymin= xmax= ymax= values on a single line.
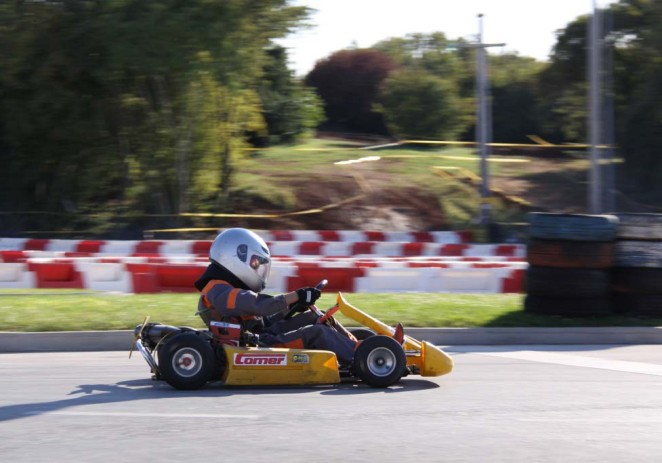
xmin=364 ymin=231 xmax=385 ymax=241
xmin=270 ymin=230 xmax=294 ymax=241
xmin=438 ymin=244 xmax=469 ymax=256
xmin=402 ymin=242 xmax=424 ymax=256
xmin=126 ymin=263 xmax=156 ymax=293
xmin=407 ymin=262 xmax=450 ymax=268
xmin=64 ymin=252 xmax=94 ymax=258
xmin=29 ymin=262 xmax=83 ymax=289
xmin=134 ymin=240 xmax=163 ymax=255
xmin=296 ymin=262 xmax=320 ymax=269
xmin=318 ymin=230 xmax=340 ymax=241
xmin=473 ymin=262 xmax=509 ymax=268
xmin=0 ymin=251 xmax=27 ymax=263
xmin=192 ymin=241 xmax=211 ymax=256
xmin=354 ymin=260 xmax=379 ymax=268
xmin=494 ymin=244 xmax=519 ymax=256
xmin=410 ymin=231 xmax=434 ymax=242
xmin=501 ymin=269 xmax=525 ymax=293
xmin=457 ymin=230 xmax=473 ymax=243
xmin=153 ymin=264 xmax=203 ymax=292
xmin=287 ymin=267 xmax=365 ymax=292
xmin=351 ymin=242 xmax=375 ymax=255
xmin=24 ymin=239 xmax=49 ymax=251
xmin=76 ymin=240 xmax=103 ymax=253
xmin=299 ymin=241 xmax=323 ymax=255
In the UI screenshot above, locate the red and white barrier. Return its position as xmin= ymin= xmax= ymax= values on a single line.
xmin=0 ymin=259 xmax=526 ymax=294
xmin=0 ymin=231 xmax=526 ymax=294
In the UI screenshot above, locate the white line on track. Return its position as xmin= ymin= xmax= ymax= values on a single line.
xmin=477 ymin=350 xmax=662 ymax=376
xmin=29 ymin=411 xmax=260 ymax=419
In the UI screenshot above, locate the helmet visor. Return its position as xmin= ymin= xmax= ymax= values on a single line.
xmin=249 ymin=254 xmax=271 ymax=283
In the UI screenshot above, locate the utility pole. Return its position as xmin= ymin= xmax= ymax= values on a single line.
xmin=471 ymin=15 xmax=505 ymax=236
xmin=588 ymin=1 xmax=603 ymax=214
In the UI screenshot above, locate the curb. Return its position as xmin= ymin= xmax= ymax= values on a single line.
xmin=2 ymin=327 xmax=662 ymax=353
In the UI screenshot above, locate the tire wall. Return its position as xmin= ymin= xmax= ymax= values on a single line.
xmin=524 ymin=213 xmax=616 ymax=317
xmin=612 ymin=214 xmax=662 ymax=316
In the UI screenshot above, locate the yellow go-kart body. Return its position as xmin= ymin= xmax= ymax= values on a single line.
xmin=220 ymin=292 xmax=453 ymax=386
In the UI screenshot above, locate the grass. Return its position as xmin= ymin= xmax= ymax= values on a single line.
xmin=1 ymin=290 xmax=661 ymax=332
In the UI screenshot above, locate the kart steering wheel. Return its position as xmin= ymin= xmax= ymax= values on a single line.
xmin=283 ymin=279 xmax=328 ymax=320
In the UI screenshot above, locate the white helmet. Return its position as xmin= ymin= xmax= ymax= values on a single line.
xmin=209 ymin=228 xmax=271 ymax=292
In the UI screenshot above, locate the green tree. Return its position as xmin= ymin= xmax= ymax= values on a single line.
xmin=253 ymin=46 xmax=324 ymax=145
xmin=0 ymin=0 xmax=311 ymax=232
xmin=305 ymin=48 xmax=397 ymax=134
xmin=376 ymin=69 xmax=469 ymax=140
xmin=490 ymin=54 xmax=546 ymax=143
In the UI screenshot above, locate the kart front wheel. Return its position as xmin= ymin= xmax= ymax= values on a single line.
xmin=158 ymin=332 xmax=215 ymax=390
xmin=353 ymin=335 xmax=406 ymax=388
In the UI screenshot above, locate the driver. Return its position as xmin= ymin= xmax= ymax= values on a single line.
xmin=194 ymin=228 xmax=357 ymax=364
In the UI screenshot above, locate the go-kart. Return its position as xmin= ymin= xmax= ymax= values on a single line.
xmin=130 ymin=280 xmax=453 ymax=389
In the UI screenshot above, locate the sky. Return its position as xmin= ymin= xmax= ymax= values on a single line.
xmin=278 ymin=0 xmax=616 ymax=76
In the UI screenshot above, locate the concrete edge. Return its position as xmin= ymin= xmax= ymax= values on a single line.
xmin=2 ymin=327 xmax=662 ymax=353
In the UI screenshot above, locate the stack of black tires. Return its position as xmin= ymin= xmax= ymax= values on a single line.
xmin=524 ymin=212 xmax=618 ymax=317
xmin=612 ymin=214 xmax=662 ymax=315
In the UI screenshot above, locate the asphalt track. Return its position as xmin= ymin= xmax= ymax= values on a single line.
xmin=2 ymin=345 xmax=662 ymax=462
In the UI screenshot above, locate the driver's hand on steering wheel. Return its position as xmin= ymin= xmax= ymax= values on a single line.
xmin=296 ymin=287 xmax=321 ymax=305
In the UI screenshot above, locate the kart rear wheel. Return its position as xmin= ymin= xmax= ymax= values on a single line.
xmin=353 ymin=335 xmax=406 ymax=388
xmin=158 ymin=332 xmax=215 ymax=390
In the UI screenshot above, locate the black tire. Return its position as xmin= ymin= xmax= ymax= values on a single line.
xmin=528 ymin=212 xmax=618 ymax=242
xmin=158 ymin=332 xmax=216 ymax=390
xmin=524 ymin=295 xmax=613 ymax=317
xmin=615 ymin=241 xmax=662 ymax=268
xmin=353 ymin=335 xmax=406 ymax=388
xmin=349 ymin=328 xmax=376 ymax=340
xmin=527 ymin=239 xmax=614 ymax=269
xmin=612 ymin=267 xmax=662 ymax=294
xmin=525 ymin=267 xmax=610 ymax=298
xmin=613 ymin=292 xmax=662 ymax=316
xmin=616 ymin=213 xmax=662 ymax=240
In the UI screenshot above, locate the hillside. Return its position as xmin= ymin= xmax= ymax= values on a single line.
xmin=223 ymin=138 xmax=598 ymax=240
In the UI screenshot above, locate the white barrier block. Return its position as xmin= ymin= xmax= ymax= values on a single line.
xmin=164 ymin=255 xmax=197 ymax=263
xmin=428 ymin=268 xmax=502 ymax=293
xmin=100 ymin=240 xmax=138 ymax=255
xmin=0 ymin=238 xmax=28 ymax=251
xmin=337 ymin=230 xmax=366 ymax=242
xmin=269 ymin=241 xmax=300 ymax=257
xmin=464 ymin=244 xmax=496 ymax=257
xmin=372 ymin=242 xmax=406 ymax=257
xmin=430 ymin=231 xmax=462 ymax=244
xmin=290 ymin=230 xmax=321 ymax=241
xmin=354 ymin=267 xmax=428 ymax=293
xmin=77 ymin=262 xmax=132 ymax=292
xmin=23 ymin=251 xmax=65 ymax=260
xmin=0 ymin=263 xmax=35 ymax=288
xmin=322 ymin=241 xmax=353 ymax=257
xmin=421 ymin=243 xmax=443 ymax=256
xmin=45 ymin=239 xmax=78 ymax=253
xmin=384 ymin=232 xmax=412 ymax=242
xmin=264 ymin=264 xmax=297 ymax=294
xmin=160 ymin=240 xmax=194 ymax=255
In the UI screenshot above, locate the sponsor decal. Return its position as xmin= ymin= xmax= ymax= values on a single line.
xmin=234 ymin=353 xmax=287 ymax=366
xmin=210 ymin=321 xmax=241 ymax=329
xmin=292 ymin=354 xmax=310 ymax=364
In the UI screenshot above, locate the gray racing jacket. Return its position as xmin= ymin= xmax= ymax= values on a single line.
xmin=197 ymin=279 xmax=289 ymax=328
